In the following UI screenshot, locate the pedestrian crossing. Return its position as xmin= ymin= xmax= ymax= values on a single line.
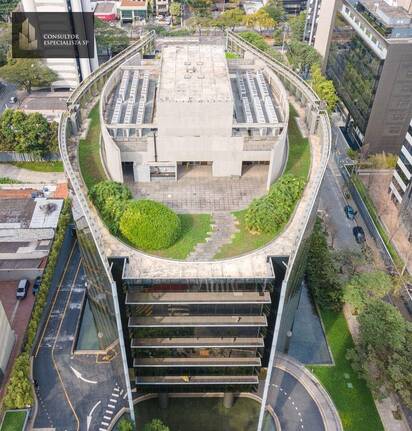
xmin=99 ymin=385 xmax=123 ymax=431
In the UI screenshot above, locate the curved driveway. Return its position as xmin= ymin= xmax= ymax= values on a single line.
xmin=261 ymin=355 xmax=342 ymax=431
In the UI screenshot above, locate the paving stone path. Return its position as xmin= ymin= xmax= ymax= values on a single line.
xmin=187 ymin=212 xmax=239 ymax=261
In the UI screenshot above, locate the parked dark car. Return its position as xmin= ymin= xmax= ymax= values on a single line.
xmin=16 ymin=279 xmax=29 ymax=299
xmin=344 ymin=205 xmax=357 ymax=220
xmin=353 ymin=226 xmax=366 ymax=244
xmin=33 ymin=276 xmax=42 ymax=295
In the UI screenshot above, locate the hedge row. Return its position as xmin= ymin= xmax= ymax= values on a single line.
xmin=3 ymin=199 xmax=72 ymax=410
xmin=89 ymin=181 xmax=182 ymax=251
xmin=89 ymin=181 xmax=132 ymax=235
xmin=245 ymin=174 xmax=305 ymax=234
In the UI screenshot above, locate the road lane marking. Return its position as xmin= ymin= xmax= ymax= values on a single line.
xmin=69 ymin=366 xmax=97 ymax=384
xmin=87 ymin=400 xmax=101 ymax=431
xmin=51 ymin=256 xmax=82 ymax=431
xmin=35 ymin=239 xmax=77 ymax=357
xmin=108 ymin=404 xmax=115 ymax=409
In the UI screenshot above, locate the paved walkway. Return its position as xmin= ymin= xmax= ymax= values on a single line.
xmin=0 ymin=163 xmax=65 ymax=183
xmin=128 ymin=165 xmax=267 ymax=213
xmin=261 ymin=354 xmax=343 ymax=431
xmin=187 ymin=212 xmax=239 ymax=261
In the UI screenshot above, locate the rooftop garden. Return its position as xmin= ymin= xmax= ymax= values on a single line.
xmin=81 ymin=99 xmax=311 ymax=261
xmin=215 ymin=104 xmax=310 ymax=259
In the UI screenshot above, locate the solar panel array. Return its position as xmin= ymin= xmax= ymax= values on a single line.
xmin=136 ymin=72 xmax=149 ymax=125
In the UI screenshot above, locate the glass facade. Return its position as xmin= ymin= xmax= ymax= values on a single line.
xmin=124 ymin=277 xmax=277 ymax=393
xmin=326 ymin=12 xmax=384 ymax=146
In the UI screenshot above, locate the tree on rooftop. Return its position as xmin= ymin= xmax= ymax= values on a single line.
xmin=0 ymin=58 xmax=57 ymax=93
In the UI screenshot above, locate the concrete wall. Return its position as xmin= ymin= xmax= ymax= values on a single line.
xmin=0 ymin=269 xmax=43 ymax=281
xmin=313 ymin=0 xmax=341 ymax=65
xmin=365 ymin=43 xmax=412 ymax=154
xmin=0 ymin=301 xmax=15 ymax=383
xmin=100 ymin=70 xmax=124 ymax=183
xmin=156 ymin=100 xmax=234 ymax=137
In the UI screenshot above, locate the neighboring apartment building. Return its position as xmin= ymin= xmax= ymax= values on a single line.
xmin=389 ymin=118 xmax=412 ymax=204
xmin=155 ymin=0 xmax=169 ymax=15
xmin=304 ymin=0 xmax=321 ymax=44
xmin=21 ymin=0 xmax=98 ymax=89
xmin=118 ymin=0 xmax=147 ymax=22
xmin=314 ymin=0 xmax=412 ymax=154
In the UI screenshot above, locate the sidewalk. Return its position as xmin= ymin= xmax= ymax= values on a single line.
xmin=0 ymin=164 xmax=65 ymax=183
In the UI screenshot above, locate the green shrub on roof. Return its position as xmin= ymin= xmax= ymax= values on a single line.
xmin=245 ymin=174 xmax=305 ymax=234
xmin=119 ymin=199 xmax=181 ymax=250
xmin=89 ymin=180 xmax=132 ymax=234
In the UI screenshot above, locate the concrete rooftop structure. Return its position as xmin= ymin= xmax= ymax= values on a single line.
xmin=158 ymin=45 xmax=232 ymax=103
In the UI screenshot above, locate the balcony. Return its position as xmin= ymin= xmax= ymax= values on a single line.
xmin=133 ymin=357 xmax=261 ymax=367
xmin=128 ymin=315 xmax=267 ymax=328
xmin=131 ymin=337 xmax=265 ymax=348
xmin=135 ymin=375 xmax=259 ymax=385
xmin=126 ymin=291 xmax=271 ymax=305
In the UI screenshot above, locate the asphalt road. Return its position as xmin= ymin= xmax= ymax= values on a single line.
xmin=33 ymin=238 xmax=128 ymax=431
xmin=0 ymin=82 xmax=17 ymax=113
xmin=269 ymin=368 xmax=325 ymax=431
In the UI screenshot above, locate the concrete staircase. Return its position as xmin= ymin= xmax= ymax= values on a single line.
xmin=187 ymin=212 xmax=239 ymax=261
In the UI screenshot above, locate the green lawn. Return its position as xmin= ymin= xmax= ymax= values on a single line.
xmin=214 ymin=103 xmax=310 ymax=259
xmin=0 ymin=177 xmax=21 ymax=184
xmin=115 ymin=397 xmax=275 ymax=431
xmin=214 ymin=210 xmax=278 ymax=259
xmin=310 ymin=309 xmax=383 ymax=431
xmin=285 ymin=104 xmax=311 ymax=179
xmin=10 ymin=161 xmax=64 ymax=172
xmin=0 ymin=410 xmax=27 ymax=431
xmin=78 ymin=103 xmax=107 ymax=190
xmin=351 ymin=174 xmax=404 ymax=270
xmin=151 ymin=214 xmax=212 ymax=260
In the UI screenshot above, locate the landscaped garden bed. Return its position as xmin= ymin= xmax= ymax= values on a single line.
xmin=0 ymin=409 xmax=28 ymax=431
xmin=114 ymin=397 xmax=276 ymax=431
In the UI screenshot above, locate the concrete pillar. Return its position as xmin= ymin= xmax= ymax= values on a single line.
xmin=223 ymin=392 xmax=235 ymax=409
xmin=159 ymin=393 xmax=169 ymax=409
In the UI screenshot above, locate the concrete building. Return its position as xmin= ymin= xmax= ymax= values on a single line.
xmin=21 ymin=0 xmax=98 ymax=89
xmin=314 ymin=0 xmax=412 ymax=154
xmin=59 ymin=32 xmax=331 ymax=428
xmin=101 ymin=44 xmax=287 ymax=188
xmin=0 ymin=301 xmax=15 ymax=385
xmin=118 ymin=0 xmax=147 ymax=23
